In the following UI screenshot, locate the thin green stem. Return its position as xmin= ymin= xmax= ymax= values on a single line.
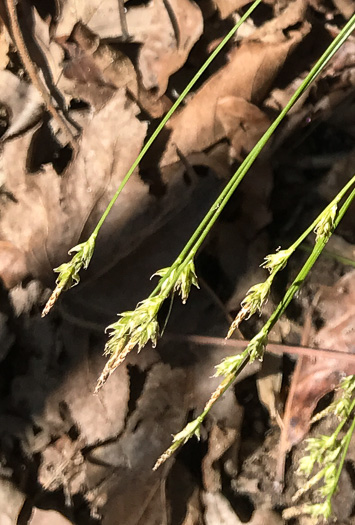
xmin=91 ymin=0 xmax=262 ymax=237
xmin=157 ymin=15 xmax=355 ymax=289
xmin=332 ymin=397 xmax=355 ymax=442
xmin=300 ymin=244 xmax=355 ymax=268
xmin=159 ymin=186 xmax=355 ymax=465
xmin=327 ymin=410 xmax=355 ymax=507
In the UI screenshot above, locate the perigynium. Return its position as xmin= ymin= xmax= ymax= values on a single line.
xmin=42 ymin=234 xmax=96 ymax=317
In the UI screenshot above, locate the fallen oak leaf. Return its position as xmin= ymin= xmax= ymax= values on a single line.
xmin=55 ymin=0 xmax=126 ymax=39
xmin=58 ymin=21 xmax=170 ymax=118
xmin=56 ymin=0 xmax=203 ymax=98
xmin=0 ymin=241 xmax=28 ymax=289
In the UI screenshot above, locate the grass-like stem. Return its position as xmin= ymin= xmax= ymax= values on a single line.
xmin=156 ymin=185 xmax=355 ymax=467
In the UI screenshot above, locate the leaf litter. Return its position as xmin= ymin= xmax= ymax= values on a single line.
xmin=0 ymin=0 xmax=354 ymax=523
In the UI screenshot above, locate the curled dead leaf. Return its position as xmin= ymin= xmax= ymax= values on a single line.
xmin=60 ymin=22 xmax=138 ymax=109
xmin=277 ymin=271 xmax=355 ymax=482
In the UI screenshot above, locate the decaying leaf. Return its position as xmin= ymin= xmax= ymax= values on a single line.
xmin=0 ymin=240 xmax=28 ymax=288
xmin=332 ymin=0 xmax=355 ymax=18
xmin=216 ymin=96 xmax=270 ymax=161
xmin=202 ymin=423 xmax=241 ymax=493
xmin=56 ymin=0 xmax=125 ymax=39
xmin=181 ymin=488 xmax=204 ymax=525
xmin=256 ymin=353 xmax=282 ymax=422
xmin=0 ymin=18 xmax=10 ymax=70
xmin=315 ymin=270 xmax=355 ymax=354
xmin=56 ymin=0 xmax=203 ymax=97
xmin=128 ymin=0 xmax=203 ymax=95
xmin=38 ymin=434 xmax=85 ymax=494
xmin=93 ymin=361 xmax=189 ymax=524
xmin=250 ymin=0 xmax=308 ymax=43
xmin=203 ymin=491 xmax=243 ymax=525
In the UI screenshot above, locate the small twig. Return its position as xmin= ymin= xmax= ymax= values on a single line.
xmin=118 ymin=0 xmax=130 ymax=41
xmin=5 ymin=0 xmax=78 ymax=150
xmin=165 ymin=333 xmax=355 ymax=363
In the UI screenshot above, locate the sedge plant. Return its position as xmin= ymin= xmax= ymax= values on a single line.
xmin=41 ymin=0 xmax=262 ymax=317
xmin=41 ymin=5 xmax=355 ymax=518
xmin=94 ymin=14 xmax=355 ymax=392
xmin=154 ymin=181 xmax=355 ymax=471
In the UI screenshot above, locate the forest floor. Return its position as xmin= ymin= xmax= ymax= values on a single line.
xmin=0 ymin=0 xmax=355 ymax=524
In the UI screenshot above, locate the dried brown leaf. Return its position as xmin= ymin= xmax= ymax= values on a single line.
xmin=181 ymin=488 xmax=204 ymax=525
xmin=0 ymin=19 xmax=10 ymax=70
xmin=38 ymin=434 xmax=85 ymax=494
xmin=202 ymin=423 xmax=240 ymax=493
xmin=332 ymin=0 xmax=355 ymax=18
xmin=162 ymin=31 xmax=308 ymax=166
xmin=256 ymin=353 xmax=282 ymax=422
xmin=248 ymin=509 xmax=284 ymax=525
xmin=56 ymin=0 xmax=203 ymax=97
xmin=250 ymin=0 xmax=308 ymax=44
xmin=94 ymin=362 xmax=188 ymax=525
xmin=315 ymin=270 xmax=355 ymax=353
xmin=56 ymin=0 xmax=125 ymax=39
xmin=0 ymin=240 xmax=28 ymax=289
xmin=203 ymin=491 xmax=243 ymax=525
xmin=0 ymin=479 xmax=26 ymax=525
xmin=29 ymin=509 xmax=73 ymax=525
